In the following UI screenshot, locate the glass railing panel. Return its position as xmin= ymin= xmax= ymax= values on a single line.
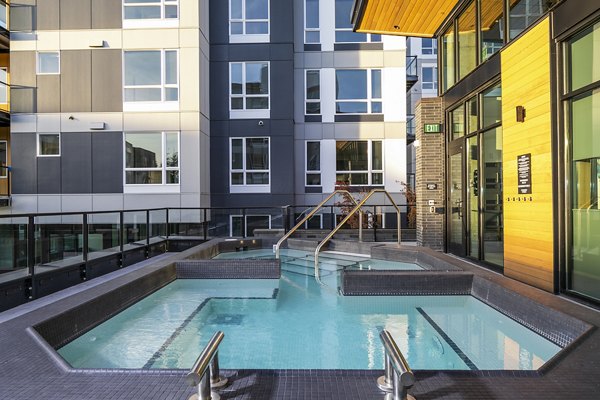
xmin=123 ymin=211 xmax=147 ymax=248
xmin=0 ymin=217 xmax=29 ymax=278
xmin=168 ymin=208 xmax=204 ymax=237
xmin=87 ymin=212 xmax=121 ymax=258
xmin=149 ymin=209 xmax=167 ymax=241
xmin=34 ymin=214 xmax=84 ymax=267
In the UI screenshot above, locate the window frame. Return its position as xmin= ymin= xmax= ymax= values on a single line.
xmin=229 ymin=61 xmax=271 ymax=119
xmin=37 ymin=133 xmax=61 ymax=157
xmin=421 ymin=38 xmax=438 ymax=55
xmin=305 ymin=140 xmax=321 ymax=187
xmin=122 ymin=0 xmax=179 ymax=28
xmin=304 ymin=0 xmax=320 ymax=44
xmin=422 ymin=65 xmax=438 ymax=91
xmin=335 ymin=69 xmax=382 ymax=115
xmin=230 ymin=137 xmax=271 ymax=193
xmin=334 ymin=0 xmax=380 ymax=43
xmin=0 ymin=140 xmax=7 ymax=178
xmin=123 ymin=49 xmax=179 ymax=112
xmin=335 ymin=140 xmax=384 ymax=187
xmin=36 ymin=52 xmax=60 ymax=75
xmin=123 ymin=131 xmax=180 ymax=189
xmin=229 ymin=0 xmax=270 ymax=43
xmin=305 ymin=69 xmax=321 ymax=115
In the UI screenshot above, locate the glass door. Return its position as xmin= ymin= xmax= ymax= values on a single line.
xmin=448 ymin=141 xmax=466 ymax=255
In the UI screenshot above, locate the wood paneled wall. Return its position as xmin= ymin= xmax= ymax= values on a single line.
xmin=501 ymin=17 xmax=554 ymax=292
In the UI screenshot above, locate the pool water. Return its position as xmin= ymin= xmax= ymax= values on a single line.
xmin=58 ymin=250 xmax=561 ymax=371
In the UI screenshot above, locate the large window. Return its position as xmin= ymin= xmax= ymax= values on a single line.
xmin=305 ymin=0 xmax=320 ymax=44
xmin=230 ymin=62 xmax=270 ymax=118
xmin=442 ymin=26 xmax=455 ymax=91
xmin=422 ymin=38 xmax=437 ymax=55
xmin=335 ymin=69 xmax=382 ymax=114
xmin=335 ymin=0 xmax=380 ymax=43
xmin=230 ymin=137 xmax=270 ymax=192
xmin=305 ymin=70 xmax=320 ymax=115
xmin=306 ymin=141 xmax=321 ymax=186
xmin=37 ymin=52 xmax=60 ymax=75
xmin=481 ymin=0 xmax=504 ymax=61
xmin=336 ymin=140 xmax=383 ymax=186
xmin=565 ymin=20 xmax=600 ymax=301
xmin=422 ymin=66 xmax=438 ymax=90
xmin=0 ymin=141 xmax=6 ymax=178
xmin=124 ymin=50 xmax=178 ymax=108
xmin=124 ymin=132 xmax=179 ymax=185
xmin=230 ymin=0 xmax=269 ymax=42
xmin=123 ymin=0 xmax=178 ymax=23
xmin=508 ymin=0 xmax=556 ymax=40
xmin=37 ymin=133 xmax=60 ymax=157
xmin=458 ymin=0 xmax=476 ymax=81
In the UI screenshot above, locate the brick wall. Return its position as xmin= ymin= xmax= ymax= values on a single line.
xmin=415 ymin=98 xmax=445 ymax=250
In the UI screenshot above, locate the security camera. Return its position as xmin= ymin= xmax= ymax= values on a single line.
xmin=258 ymin=120 xmax=264 ymax=126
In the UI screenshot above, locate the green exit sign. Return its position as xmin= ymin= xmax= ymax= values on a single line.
xmin=424 ymin=123 xmax=442 ymax=133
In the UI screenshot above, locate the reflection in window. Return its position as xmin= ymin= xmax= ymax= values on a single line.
xmin=125 ymin=132 xmax=179 ymax=185
xmin=566 ymin=20 xmax=600 ymax=93
xmin=230 ymin=0 xmax=269 ymax=36
xmin=37 ymin=52 xmax=60 ymax=74
xmin=442 ymin=26 xmax=455 ymax=91
xmin=124 ymin=50 xmax=178 ymax=102
xmin=336 ymin=140 xmax=383 ymax=186
xmin=422 ymin=66 xmax=438 ymax=90
xmin=305 ymin=70 xmax=320 ymax=114
xmin=467 ymin=96 xmax=478 ymax=134
xmin=458 ymin=0 xmax=476 ymax=80
xmin=38 ymin=133 xmax=60 ymax=156
xmin=305 ymin=0 xmax=320 ymax=43
xmin=124 ymin=0 xmax=178 ymax=20
xmin=451 ymin=105 xmax=465 ymax=140
xmin=422 ymin=38 xmax=437 ymax=55
xmin=0 ymin=141 xmax=6 ymax=177
xmin=335 ymin=0 xmax=380 ymax=43
xmin=482 ymin=84 xmax=502 ymax=128
xmin=481 ymin=0 xmax=504 ymax=61
xmin=508 ymin=0 xmax=556 ymax=40
xmin=231 ymin=137 xmax=270 ymax=186
xmin=482 ymin=127 xmax=503 ymax=266
xmin=306 ymin=141 xmax=321 ymax=186
xmin=230 ymin=62 xmax=270 ymax=111
xmin=335 ymin=69 xmax=382 ymax=114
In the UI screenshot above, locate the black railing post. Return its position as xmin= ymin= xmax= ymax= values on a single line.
xmin=203 ymin=208 xmax=208 ymax=241
xmin=242 ymin=208 xmax=247 ymax=238
xmin=27 ymin=216 xmax=35 ymax=299
xmin=330 ymin=205 xmax=334 ymax=230
xmin=165 ymin=208 xmax=170 ymax=239
xmin=119 ymin=211 xmax=124 ymax=253
xmin=146 ymin=210 xmax=150 ymax=248
xmin=82 ymin=213 xmax=88 ymax=262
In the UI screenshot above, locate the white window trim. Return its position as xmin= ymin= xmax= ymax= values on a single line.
xmin=334 ymin=30 xmax=380 ymax=44
xmin=304 ymin=0 xmax=320 ymax=44
xmin=230 ymin=137 xmax=271 ymax=193
xmin=123 ymin=0 xmax=179 ymax=28
xmin=305 ymin=140 xmax=321 ymax=187
xmin=335 ymin=69 xmax=382 ymax=115
xmin=422 ymin=65 xmax=438 ymax=91
xmin=123 ymin=131 xmax=181 ymax=192
xmin=305 ymin=69 xmax=321 ymax=115
xmin=229 ymin=214 xmax=272 ymax=237
xmin=0 ymin=140 xmax=7 ymax=178
xmin=335 ymin=140 xmax=384 ymax=186
xmin=229 ymin=0 xmax=270 ymax=43
xmin=123 ymin=49 xmax=180 ymax=112
xmin=229 ymin=61 xmax=271 ymax=119
xmin=36 ymin=52 xmax=60 ymax=75
xmin=421 ymin=38 xmax=438 ymax=55
xmin=37 ymin=133 xmax=61 ymax=157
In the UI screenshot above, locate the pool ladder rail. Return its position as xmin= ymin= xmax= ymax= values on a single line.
xmin=378 ymin=329 xmax=416 ymax=400
xmin=185 ymin=331 xmax=228 ymax=400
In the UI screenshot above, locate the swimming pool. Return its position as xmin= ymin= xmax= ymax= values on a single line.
xmin=57 ymin=250 xmax=560 ymax=371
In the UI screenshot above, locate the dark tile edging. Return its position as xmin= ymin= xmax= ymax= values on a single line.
xmin=175 ymin=259 xmax=280 ymax=279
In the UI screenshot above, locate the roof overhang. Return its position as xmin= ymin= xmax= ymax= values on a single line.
xmin=351 ymin=0 xmax=461 ymax=38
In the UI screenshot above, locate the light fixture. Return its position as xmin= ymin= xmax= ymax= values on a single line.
xmin=516 ymin=106 xmax=526 ymax=122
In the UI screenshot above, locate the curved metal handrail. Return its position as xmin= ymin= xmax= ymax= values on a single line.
xmin=275 ymin=190 xmax=359 ymax=259
xmin=313 ymin=189 xmax=401 ymax=285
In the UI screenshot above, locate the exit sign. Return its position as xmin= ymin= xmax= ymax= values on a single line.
xmin=424 ymin=123 xmax=442 ymax=133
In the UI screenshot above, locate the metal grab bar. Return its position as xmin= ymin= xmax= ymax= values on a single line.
xmin=185 ymin=331 xmax=228 ymax=400
xmin=314 ymin=189 xmax=401 ymax=285
xmin=274 ymin=190 xmax=359 ymax=259
xmin=377 ymin=330 xmax=416 ymax=400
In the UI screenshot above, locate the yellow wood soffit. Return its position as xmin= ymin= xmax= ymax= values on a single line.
xmin=354 ymin=0 xmax=460 ymax=37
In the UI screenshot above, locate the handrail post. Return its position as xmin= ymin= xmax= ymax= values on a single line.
xmin=27 ymin=215 xmax=35 ymax=300
xmin=82 ymin=213 xmax=89 ymax=263
xmin=203 ymin=208 xmax=208 ymax=241
xmin=209 ymin=351 xmax=227 ymax=388
xmin=185 ymin=331 xmax=227 ymax=400
xmin=165 ymin=208 xmax=170 ymax=239
xmin=377 ymin=330 xmax=416 ymax=400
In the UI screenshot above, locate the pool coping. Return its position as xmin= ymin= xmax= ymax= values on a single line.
xmin=2 ymin=238 xmax=600 ymax=399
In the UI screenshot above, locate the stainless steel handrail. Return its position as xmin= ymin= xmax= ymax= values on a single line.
xmin=377 ymin=330 xmax=416 ymax=400
xmin=185 ymin=331 xmax=227 ymax=400
xmin=274 ymin=190 xmax=359 ymax=259
xmin=313 ymin=189 xmax=401 ymax=285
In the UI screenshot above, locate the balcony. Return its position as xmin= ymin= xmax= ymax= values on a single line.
xmin=406 ymin=56 xmax=418 ymax=91
xmin=0 ymin=1 xmax=8 ymax=51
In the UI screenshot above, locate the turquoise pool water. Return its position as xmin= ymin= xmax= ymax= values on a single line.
xmin=58 ymin=250 xmax=560 ymax=370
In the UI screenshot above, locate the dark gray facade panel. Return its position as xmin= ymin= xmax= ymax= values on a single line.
xmin=209 ymin=136 xmax=229 ymax=195
xmin=91 ymin=50 xmax=123 ymax=112
xmin=61 ymin=133 xmax=92 ymax=193
xmin=61 ymin=50 xmax=92 ymax=112
xmin=10 ymin=134 xmax=37 ymax=194
xmin=269 ymin=44 xmax=294 ymax=61
xmin=229 ymin=120 xmax=271 ymax=136
xmin=36 ymin=0 xmax=60 ymax=31
xmin=10 ymin=51 xmax=36 ymax=87
xmin=209 ymin=62 xmax=230 ymax=120
xmin=36 ymin=75 xmax=61 ymax=114
xmin=208 ymin=0 xmax=229 ymax=44
xmin=209 ymin=120 xmax=230 ymax=137
xmin=91 ymin=132 xmax=123 ymax=193
xmin=60 ymin=0 xmax=91 ymax=30
xmin=37 ymin=157 xmax=61 ymax=194
xmin=270 ymin=61 xmax=294 ymax=120
xmin=92 ymin=0 xmax=122 ymax=29
xmin=269 ymin=135 xmax=295 ymax=194
xmin=228 ymin=45 xmax=270 ymax=61
xmin=269 ymin=120 xmax=294 ymax=136
xmin=553 ymin=2 xmax=600 ymax=38
xmin=270 ymin=0 xmax=294 ymax=43
xmin=210 ymin=45 xmax=229 ymax=62
xmin=10 ymin=3 xmax=34 ymax=32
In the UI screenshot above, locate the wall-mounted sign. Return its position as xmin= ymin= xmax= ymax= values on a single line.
xmin=424 ymin=123 xmax=442 ymax=133
xmin=517 ymin=153 xmax=532 ymax=194
xmin=426 ymin=183 xmax=438 ymax=190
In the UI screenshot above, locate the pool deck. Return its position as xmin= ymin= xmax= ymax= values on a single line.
xmin=1 ymin=246 xmax=600 ymax=399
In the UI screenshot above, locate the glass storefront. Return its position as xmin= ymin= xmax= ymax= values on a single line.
xmin=565 ymin=20 xmax=600 ymax=301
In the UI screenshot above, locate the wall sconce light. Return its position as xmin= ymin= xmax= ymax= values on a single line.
xmin=516 ymin=106 xmax=526 ymax=122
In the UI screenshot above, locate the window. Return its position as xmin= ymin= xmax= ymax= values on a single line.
xmin=306 ymin=141 xmax=321 ymax=186
xmin=458 ymin=1 xmax=476 ymax=81
xmin=230 ymin=62 xmax=270 ymax=118
xmin=0 ymin=141 xmax=6 ymax=178
xmin=450 ymin=105 xmax=465 ymax=140
xmin=481 ymin=84 xmax=502 ymax=128
xmin=124 ymin=132 xmax=179 ymax=185
xmin=230 ymin=0 xmax=269 ymax=43
xmin=422 ymin=38 xmax=437 ymax=55
xmin=442 ymin=25 xmax=455 ymax=91
xmin=231 ymin=215 xmax=271 ymax=237
xmin=123 ymin=0 xmax=178 ymax=23
xmin=124 ymin=50 xmax=178 ymax=109
xmin=335 ymin=69 xmax=382 ymax=114
xmin=230 ymin=137 xmax=270 ymax=192
xmin=481 ymin=0 xmax=504 ymax=61
xmin=422 ymin=66 xmax=438 ymax=90
xmin=305 ymin=70 xmax=320 ymax=115
xmin=0 ymin=2 xmax=6 ymax=30
xmin=509 ymin=0 xmax=556 ymax=40
xmin=305 ymin=0 xmax=319 ymax=43
xmin=0 ymin=68 xmax=7 ymax=104
xmin=336 ymin=140 xmax=383 ymax=186
xmin=335 ymin=0 xmax=380 ymax=43
xmin=37 ymin=52 xmax=60 ymax=75
xmin=37 ymin=133 xmax=60 ymax=157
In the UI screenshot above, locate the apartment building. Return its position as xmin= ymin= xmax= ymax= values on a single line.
xmin=8 ymin=0 xmax=210 ymax=213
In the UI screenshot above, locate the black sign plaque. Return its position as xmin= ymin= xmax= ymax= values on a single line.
xmin=517 ymin=153 xmax=532 ymax=194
